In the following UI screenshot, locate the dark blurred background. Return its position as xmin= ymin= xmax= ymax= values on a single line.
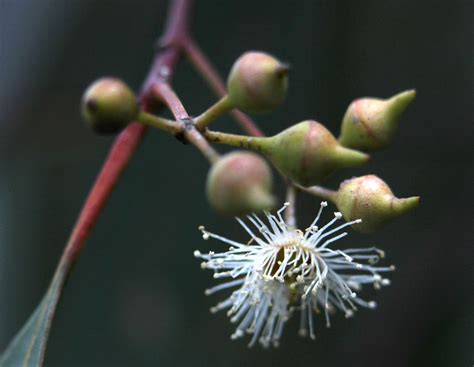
xmin=0 ymin=0 xmax=472 ymax=366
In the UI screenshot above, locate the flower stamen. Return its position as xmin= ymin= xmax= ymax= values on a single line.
xmin=194 ymin=203 xmax=393 ymax=347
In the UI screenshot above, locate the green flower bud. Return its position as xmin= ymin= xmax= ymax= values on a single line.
xmin=259 ymin=121 xmax=369 ymax=186
xmin=81 ymin=77 xmax=138 ymax=134
xmin=338 ymin=90 xmax=416 ymax=151
xmin=206 ymin=151 xmax=275 ymax=216
xmin=334 ymin=175 xmax=420 ymax=233
xmin=227 ymin=51 xmax=289 ymax=113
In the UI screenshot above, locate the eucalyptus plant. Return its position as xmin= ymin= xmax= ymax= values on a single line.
xmin=0 ymin=0 xmax=420 ymax=364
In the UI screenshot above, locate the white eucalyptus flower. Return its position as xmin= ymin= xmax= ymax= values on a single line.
xmin=194 ymin=202 xmax=393 ymax=347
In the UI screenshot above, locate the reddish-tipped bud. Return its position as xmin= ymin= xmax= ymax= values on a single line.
xmin=338 ymin=90 xmax=416 ymax=151
xmin=206 ymin=152 xmax=275 ymax=216
xmin=227 ymin=51 xmax=289 ymax=113
xmin=81 ymin=77 xmax=138 ymax=134
xmin=334 ymin=175 xmax=420 ymax=233
xmin=257 ymin=120 xmax=369 ymax=186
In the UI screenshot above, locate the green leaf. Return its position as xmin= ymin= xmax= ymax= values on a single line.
xmin=0 ymin=267 xmax=66 ymax=367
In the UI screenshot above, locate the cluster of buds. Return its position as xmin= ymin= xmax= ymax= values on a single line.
xmin=204 ymin=52 xmax=418 ymax=228
xmin=81 ymin=51 xmax=419 ymax=230
xmin=80 ymin=50 xmax=420 ymax=347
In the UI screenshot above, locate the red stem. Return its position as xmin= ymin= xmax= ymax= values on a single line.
xmin=185 ymin=40 xmax=227 ymax=96
xmin=63 ymin=0 xmax=193 ymax=265
xmin=64 ymin=124 xmax=146 ymax=263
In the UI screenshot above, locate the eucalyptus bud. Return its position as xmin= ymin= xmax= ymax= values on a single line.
xmin=206 ymin=152 xmax=275 ymax=216
xmin=338 ymin=90 xmax=416 ymax=151
xmin=260 ymin=121 xmax=369 ymax=186
xmin=227 ymin=51 xmax=289 ymax=113
xmin=334 ymin=175 xmax=420 ymax=233
xmin=81 ymin=77 xmax=138 ymax=134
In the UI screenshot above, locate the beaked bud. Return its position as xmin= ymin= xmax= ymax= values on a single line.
xmin=259 ymin=120 xmax=369 ymax=186
xmin=227 ymin=51 xmax=289 ymax=113
xmin=206 ymin=151 xmax=275 ymax=216
xmin=335 ymin=175 xmax=420 ymax=233
xmin=338 ymin=90 xmax=416 ymax=151
xmin=81 ymin=77 xmax=138 ymax=134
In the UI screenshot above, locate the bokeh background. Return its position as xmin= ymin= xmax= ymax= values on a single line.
xmin=0 ymin=0 xmax=472 ymax=366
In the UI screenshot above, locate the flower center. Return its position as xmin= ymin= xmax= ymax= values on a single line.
xmin=264 ymin=236 xmax=322 ymax=289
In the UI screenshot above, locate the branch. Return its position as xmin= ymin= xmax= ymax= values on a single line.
xmin=0 ymin=2 xmax=194 ymax=366
xmin=64 ymin=0 xmax=192 ymax=264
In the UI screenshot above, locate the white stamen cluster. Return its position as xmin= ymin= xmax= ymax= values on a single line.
xmin=194 ymin=202 xmax=393 ymax=347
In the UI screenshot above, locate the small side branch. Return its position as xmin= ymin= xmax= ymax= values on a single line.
xmin=64 ymin=0 xmax=193 ymax=263
xmin=185 ymin=127 xmax=220 ymax=163
xmin=285 ymin=184 xmax=297 ymax=228
xmin=137 ymin=111 xmax=180 ymax=134
xmin=194 ymin=96 xmax=232 ymax=130
xmin=204 ymin=129 xmax=264 ymax=151
xmin=152 ymin=82 xmax=220 ymax=163
xmin=152 ymin=83 xmax=189 ymax=120
xmin=296 ymin=183 xmax=337 ymax=203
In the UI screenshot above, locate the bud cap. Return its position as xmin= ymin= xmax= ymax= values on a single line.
xmin=206 ymin=151 xmax=275 ymax=216
xmin=334 ymin=175 xmax=420 ymax=233
xmin=227 ymin=51 xmax=289 ymax=113
xmin=258 ymin=120 xmax=369 ymax=186
xmin=81 ymin=77 xmax=138 ymax=134
xmin=338 ymin=90 xmax=416 ymax=151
